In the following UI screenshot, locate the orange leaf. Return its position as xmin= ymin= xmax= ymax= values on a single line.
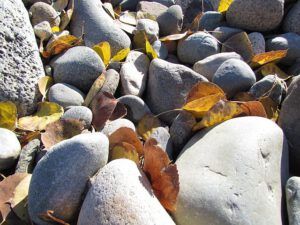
xmin=251 ymin=50 xmax=288 ymax=67
xmin=186 ymin=82 xmax=225 ymax=103
xmin=109 ymin=102 xmax=127 ymax=121
xmin=233 ymin=92 xmax=255 ymax=102
xmin=259 ymin=96 xmax=279 ymax=121
xmin=240 ymin=101 xmax=267 ymax=118
xmin=137 ymin=114 xmax=161 ymax=141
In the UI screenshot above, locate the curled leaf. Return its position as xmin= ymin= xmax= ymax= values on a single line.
xmin=109 ymin=142 xmax=139 ymax=163
xmin=60 ymin=0 xmax=74 ymax=31
xmin=145 ymin=34 xmax=158 ymax=60
xmin=137 ymin=114 xmax=161 ymax=141
xmin=160 ymin=31 xmax=188 ymax=42
xmin=39 ymin=210 xmax=69 ymax=225
xmin=92 ymin=42 xmax=111 ymax=66
xmin=258 ymin=63 xmax=289 ymax=79
xmin=38 ymin=76 xmax=54 ymax=97
xmin=83 ymin=73 xmax=106 ymax=107
xmin=218 ymin=0 xmax=234 ymax=13
xmin=251 ymin=50 xmax=288 ymax=68
xmin=111 ymin=48 xmax=130 ymax=62
xmin=240 ymin=101 xmax=267 ymax=118
xmin=119 ymin=11 xmax=137 ymax=26
xmin=186 ymin=82 xmax=225 ymax=103
xmin=189 ymin=12 xmax=203 ymax=32
xmin=0 ymin=101 xmax=17 ymax=130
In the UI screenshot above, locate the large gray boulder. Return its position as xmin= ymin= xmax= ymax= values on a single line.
xmin=0 ymin=0 xmax=45 ymax=116
xmin=172 ymin=117 xmax=289 ymax=225
xmin=283 ymin=1 xmax=300 ymax=35
xmin=28 ymin=133 xmax=109 ymax=225
xmin=146 ymin=59 xmax=208 ymax=124
xmin=70 ymin=0 xmax=131 ymax=55
xmin=286 ymin=177 xmax=300 ymax=225
xmin=77 ymin=159 xmax=176 ymax=225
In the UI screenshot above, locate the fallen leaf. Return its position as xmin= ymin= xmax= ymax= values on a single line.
xmin=240 ymin=101 xmax=267 ymax=117
xmin=18 ymin=131 xmax=41 ymax=147
xmin=143 ymin=138 xmax=179 ymax=212
xmin=218 ymin=0 xmax=234 ymax=13
xmin=39 ymin=210 xmax=69 ymax=225
xmin=119 ymin=11 xmax=137 ymax=26
xmin=259 ymin=96 xmax=279 ymax=121
xmin=136 ymin=11 xmax=156 ymax=21
xmin=109 ymin=127 xmax=143 ymax=156
xmin=90 ymin=92 xmax=118 ymax=130
xmin=109 ymin=142 xmax=139 ymax=164
xmin=59 ymin=0 xmax=74 ymax=31
xmin=52 ymin=0 xmax=69 ymax=11
xmin=103 ymin=3 xmax=115 ymax=19
xmin=51 ymin=26 xmax=60 ymax=33
xmin=258 ymin=63 xmax=290 ymax=79
xmin=114 ymin=19 xmax=136 ymax=34
xmin=0 ymin=101 xmax=17 ymax=130
xmin=189 ymin=12 xmax=203 ymax=32
xmin=18 ymin=102 xmax=64 ymax=131
xmin=38 ymin=76 xmax=54 ymax=97
xmin=114 ymin=5 xmax=122 ymax=19
xmin=186 ymin=82 xmax=225 ymax=103
xmin=160 ymin=31 xmax=188 ymax=42
xmin=110 ymin=48 xmax=130 ymax=62
xmin=145 ymin=34 xmax=158 ymax=59
xmin=133 ymin=30 xmax=146 ymax=49
xmin=109 ymin=102 xmax=127 ymax=121
xmin=41 ymin=118 xmax=85 ymax=149
xmin=233 ymin=92 xmax=255 ymax=102
xmin=251 ymin=50 xmax=288 ymax=68
xmin=83 ymin=73 xmax=106 ymax=107
xmin=193 ymin=100 xmax=243 ymax=131
xmin=92 ymin=42 xmax=111 ymax=66
xmin=137 ymin=114 xmax=161 ymax=141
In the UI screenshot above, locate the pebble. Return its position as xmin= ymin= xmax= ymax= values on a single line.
xmin=172 ymin=117 xmax=289 ymax=225
xmin=29 ymin=2 xmax=60 ymax=27
xmin=101 ymin=119 xmax=136 ymax=136
xmin=62 ymin=106 xmax=93 ymax=128
xmin=0 ymin=128 xmax=21 ymax=170
xmin=248 ymin=32 xmax=265 ymax=55
xmin=286 ymin=177 xmax=300 ymax=225
xmin=101 ymin=69 xmax=120 ymax=95
xmin=283 ymin=1 xmax=300 ymax=35
xmin=157 ymin=5 xmax=183 ymax=36
xmin=177 ymin=31 xmax=220 ymax=65
xmin=28 ymin=133 xmax=109 ymax=225
xmin=52 ymin=46 xmax=105 ymax=93
xmin=146 ymin=58 xmax=208 ymax=124
xmin=136 ymin=1 xmax=168 ymax=19
xmin=212 ymin=58 xmax=256 ymax=98
xmin=199 ymin=11 xmax=224 ymax=31
xmin=33 ymin=21 xmax=52 ymax=41
xmin=212 ymin=26 xmax=243 ymax=43
xmin=48 ymin=83 xmax=85 ymax=108
xmin=288 ymin=58 xmax=300 ymax=76
xmin=152 ymin=40 xmax=168 ymax=59
xmin=149 ymin=127 xmax=173 ymax=158
xmin=193 ymin=52 xmax=243 ymax=81
xmin=135 ymin=19 xmax=159 ymax=43
xmin=23 ymin=0 xmax=52 ymax=7
xmin=226 ymin=0 xmax=284 ymax=32
xmin=77 ymin=159 xmax=176 ymax=225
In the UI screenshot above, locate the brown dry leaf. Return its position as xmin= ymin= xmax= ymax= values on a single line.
xmin=83 ymin=73 xmax=106 ymax=107
xmin=109 ymin=127 xmax=143 ymax=156
xmin=160 ymin=31 xmax=188 ymax=42
xmin=92 ymin=42 xmax=111 ymax=66
xmin=193 ymin=100 xmax=244 ymax=131
xmin=186 ymin=82 xmax=225 ymax=103
xmin=137 ymin=114 xmax=161 ymax=141
xmin=41 ymin=118 xmax=85 ymax=149
xmin=114 ymin=5 xmax=122 ymax=19
xmin=259 ymin=96 xmax=279 ymax=121
xmin=60 ymin=0 xmax=74 ymax=31
xmin=189 ymin=12 xmax=203 ymax=32
xmin=38 ymin=76 xmax=54 ymax=97
xmin=143 ymin=138 xmax=179 ymax=212
xmin=240 ymin=101 xmax=267 ymax=118
xmin=218 ymin=0 xmax=234 ymax=13
xmin=258 ymin=63 xmax=290 ymax=79
xmin=91 ymin=92 xmax=118 ymax=130
xmin=19 ymin=131 xmax=41 ymax=147
xmin=251 ymin=50 xmax=288 ymax=68
xmin=109 ymin=142 xmax=139 ymax=164
xmin=233 ymin=92 xmax=255 ymax=102
xmin=109 ymin=102 xmax=127 ymax=121
xmin=39 ymin=210 xmax=69 ymax=225
xmin=0 ymin=101 xmax=17 ymax=130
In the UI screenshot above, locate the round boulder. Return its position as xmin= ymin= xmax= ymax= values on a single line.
xmin=283 ymin=1 xmax=300 ymax=35
xmin=62 ymin=106 xmax=93 ymax=128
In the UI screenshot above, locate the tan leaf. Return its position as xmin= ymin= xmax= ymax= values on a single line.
xmin=259 ymin=96 xmax=279 ymax=121
xmin=251 ymin=50 xmax=288 ymax=68
xmin=59 ymin=0 xmax=74 ymax=31
xmin=109 ymin=142 xmax=139 ymax=164
xmin=38 ymin=76 xmax=54 ymax=97
xmin=233 ymin=92 xmax=255 ymax=102
xmin=119 ymin=11 xmax=137 ymax=26
xmin=258 ymin=63 xmax=290 ymax=79
xmin=137 ymin=114 xmax=161 ymax=141
xmin=0 ymin=101 xmax=17 ymax=130
xmin=114 ymin=19 xmax=136 ymax=34
xmin=83 ymin=73 xmax=106 ymax=107
xmin=160 ymin=31 xmax=188 ymax=42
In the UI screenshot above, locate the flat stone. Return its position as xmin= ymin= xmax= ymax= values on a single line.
xmin=283 ymin=1 xmax=300 ymax=35
xmin=101 ymin=119 xmax=136 ymax=136
xmin=62 ymin=106 xmax=93 ymax=128
xmin=136 ymin=1 xmax=168 ymax=19
xmin=286 ymin=177 xmax=300 ymax=225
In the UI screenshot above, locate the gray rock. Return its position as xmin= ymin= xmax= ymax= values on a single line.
xmin=287 ymin=58 xmax=300 ymax=76
xmin=33 ymin=21 xmax=52 ymax=41
xmin=266 ymin=33 xmax=300 ymax=66
xmin=172 ymin=117 xmax=289 ymax=225
xmin=70 ymin=0 xmax=131 ymax=55
xmin=136 ymin=1 xmax=168 ymax=19
xmin=48 ymin=83 xmax=85 ymax=108
xmin=226 ymin=0 xmax=284 ymax=32
xmin=283 ymin=1 xmax=300 ymax=35
xmin=120 ymin=50 xmax=150 ymax=96
xmin=15 ymin=139 xmax=40 ymax=173
xmin=286 ymin=177 xmax=300 ymax=225
xmin=29 ymin=2 xmax=60 ymax=27
xmin=193 ymin=52 xmax=243 ymax=81
xmin=150 ymin=0 xmax=175 ymax=7
xmin=212 ymin=58 xmax=256 ymax=98
xmin=157 ymin=5 xmax=183 ymax=36
xmin=101 ymin=69 xmax=120 ymax=95
xmin=199 ymin=11 xmax=224 ymax=31
xmin=279 ymin=75 xmax=300 ymax=174
xmin=177 ymin=31 xmax=220 ymax=65
xmin=52 ymin=46 xmax=105 ymax=93
xmin=0 ymin=128 xmax=21 ymax=170
xmin=101 ymin=119 xmax=136 ymax=136
xmin=212 ymin=26 xmax=243 ymax=43
xmin=152 ymin=40 xmax=168 ymax=59
xmin=0 ymin=0 xmax=45 ymax=116
xmin=150 ymin=127 xmax=173 ymax=158
xmin=28 ymin=133 xmax=109 ymax=225
xmin=135 ymin=19 xmax=159 ymax=43
xmin=118 ymin=95 xmax=152 ymax=123
xmin=248 ymin=32 xmax=265 ymax=55
xmin=146 ymin=58 xmax=208 ymax=124
xmin=77 ymin=159 xmax=176 ymax=225
xmin=119 ymin=0 xmax=139 ymax=10
xmin=209 ymin=0 xmax=220 ymax=10
xmin=62 ymin=106 xmax=93 ymax=128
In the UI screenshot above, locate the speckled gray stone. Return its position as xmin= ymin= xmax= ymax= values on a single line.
xmin=0 ymin=0 xmax=45 ymax=116
xmin=137 ymin=1 xmax=168 ymax=19
xmin=226 ymin=0 xmax=284 ymax=32
xmin=62 ymin=106 xmax=93 ymax=128
xmin=157 ymin=5 xmax=183 ymax=36
xmin=199 ymin=11 xmax=224 ymax=31
xmin=29 ymin=2 xmax=60 ymax=27
xmin=283 ymin=1 xmax=300 ymax=35
xmin=286 ymin=177 xmax=300 ymax=225
xmin=101 ymin=119 xmax=136 ymax=136
xmin=101 ymin=69 xmax=120 ymax=95
xmin=212 ymin=26 xmax=243 ymax=43
xmin=52 ymin=46 xmax=105 ymax=93
xmin=248 ymin=32 xmax=265 ymax=55
xmin=135 ymin=19 xmax=159 ymax=43
xmin=28 ymin=133 xmax=109 ymax=225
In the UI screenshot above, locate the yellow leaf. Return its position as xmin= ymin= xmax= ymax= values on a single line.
xmin=110 ymin=142 xmax=139 ymax=164
xmin=83 ymin=73 xmax=106 ymax=107
xmin=251 ymin=50 xmax=288 ymax=68
xmin=38 ymin=76 xmax=54 ymax=97
xmin=145 ymin=35 xmax=158 ymax=60
xmin=218 ymin=0 xmax=234 ymax=13
xmin=259 ymin=63 xmax=290 ymax=79
xmin=111 ymin=48 xmax=130 ymax=62
xmin=51 ymin=26 xmax=60 ymax=33
xmin=92 ymin=42 xmax=111 ymax=66
xmin=137 ymin=114 xmax=161 ymax=141
xmin=186 ymin=82 xmax=225 ymax=103
xmin=193 ymin=100 xmax=243 ymax=131
xmin=18 ymin=102 xmax=64 ymax=131
xmin=0 ymin=101 xmax=17 ymax=130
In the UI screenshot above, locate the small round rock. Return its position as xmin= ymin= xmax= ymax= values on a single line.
xmin=101 ymin=119 xmax=136 ymax=136
xmin=157 ymin=5 xmax=183 ymax=36
xmin=29 ymin=2 xmax=60 ymax=27
xmin=62 ymin=106 xmax=93 ymax=128
xmin=199 ymin=11 xmax=224 ymax=31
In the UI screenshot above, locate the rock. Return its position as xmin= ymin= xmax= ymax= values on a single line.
xmin=118 ymin=95 xmax=152 ymax=123
xmin=48 ymin=83 xmax=85 ymax=108
xmin=119 ymin=0 xmax=139 ymax=10
xmin=29 ymin=2 xmax=60 ymax=27
xmin=70 ymin=0 xmax=131 ymax=55
xmin=137 ymin=1 xmax=168 ymax=19
xmin=193 ymin=52 xmax=243 ymax=81
xmin=23 ymin=0 xmax=52 ymax=7
xmin=199 ymin=11 xmax=224 ymax=31
xmin=283 ymin=1 xmax=300 ymax=35
xmin=135 ymin=19 xmax=159 ymax=43
xmin=177 ymin=31 xmax=220 ymax=65
xmin=157 ymin=5 xmax=183 ymax=36
xmin=77 ymin=159 xmax=176 ymax=225
xmin=279 ymin=75 xmax=300 ymax=174
xmin=146 ymin=58 xmax=208 ymax=124
xmin=150 ymin=127 xmax=173 ymax=157
xmin=0 ymin=128 xmax=21 ymax=170
xmin=101 ymin=119 xmax=136 ymax=136
xmin=101 ymin=69 xmax=120 ymax=95
xmin=15 ymin=139 xmax=40 ymax=173
xmin=33 ymin=21 xmax=52 ymax=41
xmin=150 ymin=0 xmax=175 ymax=7
xmin=0 ymin=0 xmax=45 ymax=116
xmin=209 ymin=0 xmax=221 ymax=10
xmin=266 ymin=33 xmax=300 ymax=66
xmin=120 ymin=50 xmax=150 ymax=96
xmin=287 ymin=58 xmax=300 ymax=76
xmin=28 ymin=133 xmax=109 ymax=225
xmin=212 ymin=26 xmax=243 ymax=43
xmin=226 ymin=0 xmax=284 ymax=32
xmin=52 ymin=46 xmax=105 ymax=93
xmin=212 ymin=58 xmax=256 ymax=98
xmin=248 ymin=32 xmax=265 ymax=55
xmin=286 ymin=177 xmax=300 ymax=225
xmin=152 ymin=40 xmax=168 ymax=59
xmin=62 ymin=106 xmax=93 ymax=128
xmin=172 ymin=117 xmax=289 ymax=225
